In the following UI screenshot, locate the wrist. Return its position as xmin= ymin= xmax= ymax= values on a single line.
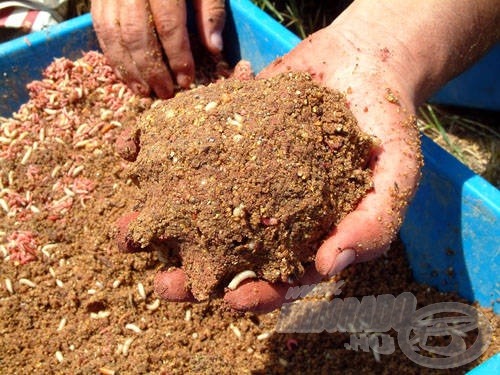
xmin=321 ymin=19 xmax=420 ymax=111
xmin=330 ymin=0 xmax=500 ymax=106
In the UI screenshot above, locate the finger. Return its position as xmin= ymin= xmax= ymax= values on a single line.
xmin=316 ymin=135 xmax=419 ymax=276
xmin=115 ymin=211 xmax=143 ymax=253
xmin=231 ymin=60 xmax=254 ymax=81
xmin=149 ymin=0 xmax=195 ymax=88
xmin=315 ymin=195 xmax=392 ymax=277
xmin=119 ymin=0 xmax=174 ymax=98
xmin=154 ymin=268 xmax=195 ymax=302
xmin=257 ymin=58 xmax=288 ymax=80
xmin=193 ymin=0 xmax=226 ymax=54
xmin=257 ymin=51 xmax=306 ymax=80
xmin=224 ymin=267 xmax=323 ymax=313
xmin=224 ymin=279 xmax=290 ymax=313
xmin=256 ymin=29 xmax=331 ymax=81
xmin=91 ymin=0 xmax=150 ymax=95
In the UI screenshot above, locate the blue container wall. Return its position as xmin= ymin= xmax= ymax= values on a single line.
xmin=0 ymin=14 xmax=99 ymax=117
xmin=430 ymin=43 xmax=500 ymax=111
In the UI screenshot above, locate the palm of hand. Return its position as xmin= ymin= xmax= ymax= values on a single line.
xmin=224 ymin=26 xmax=422 ymax=311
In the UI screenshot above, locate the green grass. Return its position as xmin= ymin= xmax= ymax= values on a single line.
xmin=418 ymin=105 xmax=466 ymax=162
xmin=252 ymin=0 xmax=343 ymax=38
xmin=417 ymin=105 xmax=499 ymax=187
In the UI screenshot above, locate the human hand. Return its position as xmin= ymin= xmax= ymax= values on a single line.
xmin=115 ymin=211 xmax=325 ymax=306
xmin=223 ymin=21 xmax=423 ymax=311
xmin=112 ymin=0 xmax=500 ymax=312
xmin=91 ymin=0 xmax=225 ymax=98
xmin=115 ymin=22 xmax=421 ymax=312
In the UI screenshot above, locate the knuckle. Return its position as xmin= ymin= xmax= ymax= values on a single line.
xmin=206 ymin=0 xmax=226 ymax=13
xmin=205 ymin=4 xmax=225 ymax=26
xmin=91 ymin=17 xmax=115 ymax=41
xmin=154 ymin=14 xmax=183 ymax=40
xmin=119 ymin=21 xmax=147 ymax=47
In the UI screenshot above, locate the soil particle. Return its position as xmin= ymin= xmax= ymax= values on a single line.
xmin=125 ymin=72 xmax=373 ymax=300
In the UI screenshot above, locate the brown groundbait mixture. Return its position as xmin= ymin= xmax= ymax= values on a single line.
xmin=124 ymin=72 xmax=373 ymax=300
xmin=0 ymin=52 xmax=497 ymax=374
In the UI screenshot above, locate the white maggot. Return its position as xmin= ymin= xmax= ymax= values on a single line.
xmin=227 ymin=270 xmax=257 ymax=290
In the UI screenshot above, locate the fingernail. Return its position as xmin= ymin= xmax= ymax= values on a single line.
xmin=210 ymin=32 xmax=223 ymax=52
xmin=328 ymin=249 xmax=356 ymax=277
xmin=176 ymin=73 xmax=192 ymax=88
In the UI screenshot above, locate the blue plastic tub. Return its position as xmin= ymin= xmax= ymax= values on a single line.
xmin=0 ymin=0 xmax=498 ymax=372
xmin=430 ymin=43 xmax=500 ymax=111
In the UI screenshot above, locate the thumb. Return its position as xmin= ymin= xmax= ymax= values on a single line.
xmin=194 ymin=0 xmax=226 ymax=53
xmin=317 ymin=112 xmax=421 ymax=276
xmin=315 ymin=187 xmax=400 ymax=277
xmin=257 ymin=56 xmax=295 ymax=80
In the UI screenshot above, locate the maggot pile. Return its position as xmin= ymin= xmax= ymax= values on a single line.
xmin=121 ymin=72 xmax=374 ymax=300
